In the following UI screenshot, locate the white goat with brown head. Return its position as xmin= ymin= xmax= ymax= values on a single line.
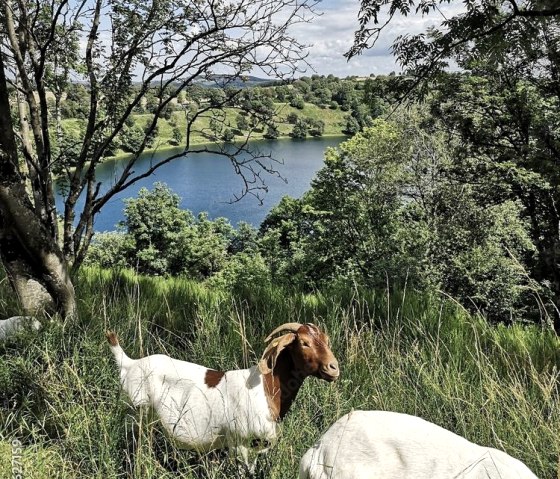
xmin=107 ymin=322 xmax=338 ymax=467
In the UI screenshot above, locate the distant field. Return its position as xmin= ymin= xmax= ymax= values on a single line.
xmin=61 ymin=102 xmax=349 ymax=160
xmin=0 ymin=267 xmax=558 ymax=478
xmin=138 ymin=102 xmax=348 ymax=149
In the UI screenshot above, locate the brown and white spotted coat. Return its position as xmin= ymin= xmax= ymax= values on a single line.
xmin=106 ymin=323 xmax=338 ymax=466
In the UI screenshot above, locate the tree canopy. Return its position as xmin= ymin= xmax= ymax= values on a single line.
xmin=348 ymin=0 xmax=560 ymax=74
xmin=345 ymin=0 xmax=560 ymax=329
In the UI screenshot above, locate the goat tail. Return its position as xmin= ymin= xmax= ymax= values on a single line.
xmin=106 ymin=330 xmax=133 ymax=367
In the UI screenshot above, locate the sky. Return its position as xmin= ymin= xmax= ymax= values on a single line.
xmin=86 ymin=0 xmax=463 ymax=81
xmin=291 ymin=0 xmax=461 ymax=77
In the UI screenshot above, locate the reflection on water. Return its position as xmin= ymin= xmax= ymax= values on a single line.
xmin=55 ymin=137 xmax=345 ymax=231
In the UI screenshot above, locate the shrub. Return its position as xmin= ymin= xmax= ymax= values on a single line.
xmin=308 ymin=119 xmax=325 ymax=137
xmin=290 ymin=119 xmax=308 ymax=138
xmin=208 ymin=252 xmax=271 ymax=290
xmin=122 ymin=183 xmax=192 ymax=275
xmin=222 ymin=128 xmax=234 ymax=142
xmin=344 ymin=116 xmax=360 ymax=135
xmin=171 ymin=126 xmax=183 ymax=145
xmin=264 ymin=124 xmax=280 ymax=139
xmin=236 ymin=113 xmax=249 ymax=131
xmin=286 ymin=112 xmax=299 ymax=124
xmin=171 ymin=214 xmax=234 ymax=279
xmin=84 ymin=232 xmax=134 ymax=269
xmin=290 ymin=96 xmax=305 ymax=109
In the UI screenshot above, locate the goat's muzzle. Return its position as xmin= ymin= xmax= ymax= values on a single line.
xmin=320 ymin=360 xmax=340 ymax=382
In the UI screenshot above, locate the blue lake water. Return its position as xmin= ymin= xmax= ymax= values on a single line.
xmin=56 ymin=137 xmax=345 ymax=231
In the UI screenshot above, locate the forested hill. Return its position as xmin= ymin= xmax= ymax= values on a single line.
xmin=192 ymin=74 xmax=274 ymax=88
xmin=57 ymin=75 xmax=397 ymax=155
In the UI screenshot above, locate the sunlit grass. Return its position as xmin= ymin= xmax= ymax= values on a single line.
xmin=0 ymin=267 xmax=558 ymax=477
xmin=60 ymin=101 xmax=349 ymax=164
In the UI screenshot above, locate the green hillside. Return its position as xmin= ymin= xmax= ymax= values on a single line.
xmin=0 ymin=268 xmax=557 ymax=478
xmin=61 ymin=102 xmax=349 ymax=161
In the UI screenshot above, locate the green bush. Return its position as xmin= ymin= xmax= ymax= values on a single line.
xmin=122 ymin=183 xmax=192 ymax=275
xmin=286 ymin=112 xmax=298 ymax=124
xmin=85 ymin=232 xmax=135 ymax=269
xmin=290 ymin=119 xmax=308 ymax=138
xmin=222 ymin=128 xmax=234 ymax=142
xmin=264 ymin=123 xmax=279 ymax=139
xmin=236 ymin=113 xmax=249 ymax=131
xmin=307 ymin=119 xmax=325 ymax=137
xmin=290 ymin=96 xmax=305 ymax=109
xmin=171 ymin=214 xmax=233 ymax=280
xmin=171 ymin=126 xmax=183 ymax=145
xmin=208 ymin=252 xmax=271 ymax=291
xmin=86 ymin=184 xmax=262 ymax=282
xmin=119 ymin=124 xmax=145 ymax=152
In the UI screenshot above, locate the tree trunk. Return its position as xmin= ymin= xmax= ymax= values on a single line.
xmin=0 ymin=53 xmax=76 ymax=320
xmin=0 ymin=194 xmax=76 ymax=319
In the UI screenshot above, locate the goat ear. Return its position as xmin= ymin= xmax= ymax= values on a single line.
xmin=258 ymin=333 xmax=296 ymax=375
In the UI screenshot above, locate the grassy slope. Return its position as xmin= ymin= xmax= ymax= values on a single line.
xmin=147 ymin=102 xmax=346 ymax=142
xmin=0 ymin=268 xmax=558 ymax=478
xmin=62 ymin=102 xmax=348 ymax=161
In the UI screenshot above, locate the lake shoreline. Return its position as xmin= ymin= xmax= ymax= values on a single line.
xmin=109 ymin=133 xmax=349 ymax=163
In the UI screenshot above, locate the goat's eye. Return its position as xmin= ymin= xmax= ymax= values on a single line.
xmin=301 ymin=340 xmax=310 ymax=348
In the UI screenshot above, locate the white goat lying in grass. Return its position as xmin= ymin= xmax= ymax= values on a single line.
xmin=300 ymin=410 xmax=538 ymax=479
xmin=0 ymin=316 xmax=41 ymax=340
xmin=107 ymin=322 xmax=339 ymax=467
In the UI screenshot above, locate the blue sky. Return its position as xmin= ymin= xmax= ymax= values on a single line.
xmin=292 ymin=0 xmax=462 ymax=77
xmin=88 ymin=0 xmax=462 ymax=80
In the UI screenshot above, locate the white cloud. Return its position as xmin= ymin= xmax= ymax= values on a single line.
xmin=289 ymin=0 xmax=381 ymax=77
xmin=287 ymin=0 xmax=465 ymax=77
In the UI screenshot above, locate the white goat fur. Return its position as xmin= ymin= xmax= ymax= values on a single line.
xmin=0 ymin=316 xmax=41 ymax=340
xmin=109 ymin=341 xmax=275 ymax=455
xmin=299 ymin=411 xmax=538 ymax=479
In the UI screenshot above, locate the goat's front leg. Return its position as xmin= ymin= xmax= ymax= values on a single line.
xmin=232 ymin=445 xmax=259 ymax=476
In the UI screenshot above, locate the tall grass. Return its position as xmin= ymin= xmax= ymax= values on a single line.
xmin=0 ymin=267 xmax=558 ymax=478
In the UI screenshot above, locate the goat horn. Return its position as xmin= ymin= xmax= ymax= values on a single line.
xmin=261 ymin=339 xmax=280 ymax=359
xmin=265 ymin=323 xmax=303 ymax=342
